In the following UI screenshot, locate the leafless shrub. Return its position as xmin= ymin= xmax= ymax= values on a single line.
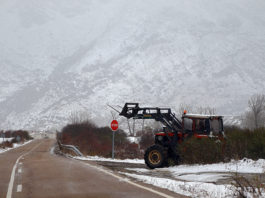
xmin=68 ymin=111 xmax=92 ymax=125
xmin=196 ymin=106 xmax=216 ymax=115
xmin=232 ymin=174 xmax=265 ymax=198
xmin=178 ymin=103 xmax=194 ymax=116
xmin=0 ymin=130 xmax=32 ymax=149
xmin=0 ymin=141 xmax=13 ymax=148
xmin=136 ymin=126 xmax=155 ymax=150
xmin=179 ymin=127 xmax=265 ymax=164
xmin=60 ymin=119 xmax=143 ymax=159
xmin=178 ymin=103 xmax=216 ymax=116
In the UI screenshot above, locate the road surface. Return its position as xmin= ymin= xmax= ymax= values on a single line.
xmin=0 ymin=139 xmax=183 ymax=198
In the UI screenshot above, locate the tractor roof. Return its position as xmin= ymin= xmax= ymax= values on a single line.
xmin=182 ymin=114 xmax=223 ymax=119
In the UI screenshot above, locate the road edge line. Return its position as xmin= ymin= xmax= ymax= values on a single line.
xmin=82 ymin=162 xmax=174 ymax=198
xmin=6 ymin=141 xmax=43 ymax=198
xmin=16 ymin=185 xmax=22 ymax=192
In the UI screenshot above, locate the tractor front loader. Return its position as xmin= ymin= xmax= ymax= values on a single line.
xmin=119 ymin=103 xmax=224 ymax=169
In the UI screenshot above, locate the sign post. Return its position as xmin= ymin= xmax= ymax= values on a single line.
xmin=111 ymin=120 xmax=118 ymax=159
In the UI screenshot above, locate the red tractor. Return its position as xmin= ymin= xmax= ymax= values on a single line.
xmin=120 ymin=103 xmax=225 ymax=169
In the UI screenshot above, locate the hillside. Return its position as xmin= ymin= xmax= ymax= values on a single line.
xmin=0 ymin=0 xmax=265 ymax=130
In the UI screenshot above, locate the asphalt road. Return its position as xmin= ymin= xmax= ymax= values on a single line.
xmin=0 ymin=139 xmax=183 ymax=198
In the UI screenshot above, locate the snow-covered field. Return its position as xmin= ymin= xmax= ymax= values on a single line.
xmin=77 ymin=156 xmax=265 ymax=198
xmin=0 ymin=140 xmax=33 ymax=154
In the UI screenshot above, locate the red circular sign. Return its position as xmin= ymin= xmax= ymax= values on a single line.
xmin=111 ymin=120 xmax=118 ymax=131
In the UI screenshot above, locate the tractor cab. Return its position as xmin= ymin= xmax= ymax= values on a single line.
xmin=182 ymin=114 xmax=224 ymax=138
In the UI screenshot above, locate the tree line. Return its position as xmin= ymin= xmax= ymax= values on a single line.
xmin=57 ymin=93 xmax=265 ymax=161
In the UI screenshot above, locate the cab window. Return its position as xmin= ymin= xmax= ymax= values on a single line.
xmin=210 ymin=119 xmax=222 ymax=134
xmin=183 ymin=118 xmax=193 ymax=131
xmin=195 ymin=119 xmax=205 ymax=133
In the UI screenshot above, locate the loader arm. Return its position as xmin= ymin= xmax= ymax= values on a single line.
xmin=119 ymin=103 xmax=182 ymax=133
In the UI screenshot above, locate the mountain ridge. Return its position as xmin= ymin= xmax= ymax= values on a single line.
xmin=0 ymin=0 xmax=265 ymax=130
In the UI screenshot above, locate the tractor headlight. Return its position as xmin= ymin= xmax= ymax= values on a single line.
xmin=209 ymin=131 xmax=213 ymax=138
xmin=157 ymin=136 xmax=163 ymax=141
xmin=222 ymin=131 xmax=226 ymax=138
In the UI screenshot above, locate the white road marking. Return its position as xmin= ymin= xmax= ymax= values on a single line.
xmin=19 ymin=162 xmax=22 ymax=165
xmin=6 ymin=141 xmax=42 ymax=198
xmin=50 ymin=146 xmax=55 ymax=155
xmin=6 ymin=155 xmax=24 ymax=198
xmin=83 ymin=162 xmax=174 ymax=198
xmin=17 ymin=185 xmax=22 ymax=192
xmin=18 ymin=168 xmax=22 ymax=173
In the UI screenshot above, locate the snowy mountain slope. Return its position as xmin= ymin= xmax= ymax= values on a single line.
xmin=0 ymin=0 xmax=265 ymax=130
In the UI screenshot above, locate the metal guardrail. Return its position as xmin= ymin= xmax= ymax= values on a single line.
xmin=57 ymin=141 xmax=84 ymax=157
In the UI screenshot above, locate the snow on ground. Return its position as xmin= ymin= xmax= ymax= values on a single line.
xmin=0 ymin=140 xmax=33 ymax=154
xmin=126 ymin=167 xmax=231 ymax=183
xmin=124 ymin=159 xmax=265 ymax=197
xmin=173 ymin=173 xmax=230 ymax=183
xmin=121 ymin=172 xmax=235 ymax=198
xmin=0 ymin=137 xmax=14 ymax=143
xmin=127 ymin=136 xmax=140 ymax=144
xmin=167 ymin=158 xmax=265 ymax=174
xmin=77 ymin=155 xmax=265 ymax=197
xmin=74 ymin=155 xmax=144 ymax=164
xmin=127 ymin=158 xmax=265 ymax=176
xmin=122 ymin=172 xmax=265 ymax=198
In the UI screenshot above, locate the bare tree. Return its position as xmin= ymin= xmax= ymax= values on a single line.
xmin=178 ymin=103 xmax=194 ymax=116
xmin=247 ymin=94 xmax=265 ymax=129
xmin=178 ymin=103 xmax=216 ymax=116
xmin=242 ymin=111 xmax=256 ymax=129
xmin=196 ymin=106 xmax=216 ymax=115
xmin=68 ymin=111 xmax=91 ymax=124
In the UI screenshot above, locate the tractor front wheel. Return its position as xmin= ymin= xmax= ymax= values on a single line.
xmin=144 ymin=145 xmax=167 ymax=169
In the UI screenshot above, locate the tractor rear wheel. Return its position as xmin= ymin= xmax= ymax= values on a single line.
xmin=144 ymin=144 xmax=167 ymax=169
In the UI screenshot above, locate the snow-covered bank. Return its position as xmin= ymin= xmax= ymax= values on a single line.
xmin=127 ymin=158 xmax=265 ymax=175
xmin=0 ymin=140 xmax=33 ymax=154
xmin=121 ymin=172 xmax=235 ymax=197
xmin=0 ymin=137 xmax=14 ymax=144
xmin=76 ymin=156 xmax=265 ymax=174
xmin=122 ymin=172 xmax=265 ymax=198
xmin=168 ymin=158 xmax=265 ymax=174
xmin=124 ymin=159 xmax=265 ymax=198
xmin=76 ymin=155 xmax=265 ymax=197
xmin=75 ymin=155 xmax=144 ymax=164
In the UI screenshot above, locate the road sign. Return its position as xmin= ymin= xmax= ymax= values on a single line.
xmin=111 ymin=120 xmax=118 ymax=159
xmin=111 ymin=120 xmax=118 ymax=131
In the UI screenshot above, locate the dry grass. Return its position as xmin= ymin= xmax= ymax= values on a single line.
xmin=232 ymin=174 xmax=265 ymax=198
xmin=179 ymin=127 xmax=265 ymax=164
